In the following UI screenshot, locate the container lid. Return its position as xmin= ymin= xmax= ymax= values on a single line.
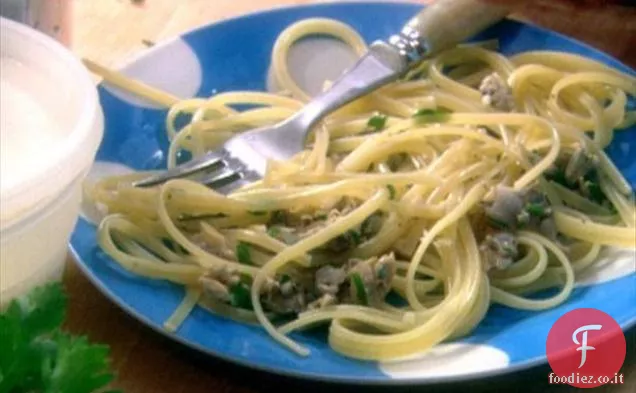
xmin=0 ymin=17 xmax=102 ymax=229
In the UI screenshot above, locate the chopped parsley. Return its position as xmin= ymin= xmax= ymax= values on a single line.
xmin=350 ymin=273 xmax=369 ymax=306
xmin=386 ymin=184 xmax=396 ymax=200
xmin=229 ymin=282 xmax=253 ymax=310
xmin=583 ymin=180 xmax=605 ymax=205
xmin=545 ymin=168 xmax=574 ymax=189
xmin=525 ymin=203 xmax=548 ymax=217
xmin=178 ymin=212 xmax=226 ymax=221
xmin=347 ymin=230 xmax=362 ymax=246
xmin=367 ymin=113 xmax=388 ymax=131
xmin=412 ymin=108 xmax=451 ymax=123
xmin=267 ymin=226 xmax=280 ymax=238
xmin=326 ymin=230 xmax=361 ymax=252
xmin=236 ymin=242 xmax=252 ymax=265
xmin=488 ymin=216 xmax=511 ymax=230
xmin=270 ymin=210 xmax=287 ymax=225
xmin=547 ymin=162 xmax=611 ymax=207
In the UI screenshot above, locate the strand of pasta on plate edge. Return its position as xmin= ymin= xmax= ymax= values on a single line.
xmin=83 ymin=18 xmax=636 ymax=361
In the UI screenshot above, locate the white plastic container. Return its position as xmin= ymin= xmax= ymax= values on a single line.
xmin=0 ymin=17 xmax=103 ymax=307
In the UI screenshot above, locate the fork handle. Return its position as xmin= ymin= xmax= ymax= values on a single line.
xmin=391 ymin=0 xmax=509 ymax=64
xmin=283 ymin=0 xmax=509 ymax=158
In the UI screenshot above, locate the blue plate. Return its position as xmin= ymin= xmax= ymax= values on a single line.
xmin=71 ymin=1 xmax=636 ymax=384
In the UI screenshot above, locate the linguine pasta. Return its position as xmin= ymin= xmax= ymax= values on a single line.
xmin=84 ymin=18 xmax=636 ymax=361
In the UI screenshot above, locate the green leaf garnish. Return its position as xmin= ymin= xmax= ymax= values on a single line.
xmin=348 ymin=230 xmax=362 ymax=246
xmin=367 ymin=113 xmax=388 ymax=131
xmin=280 ymin=274 xmax=292 ymax=284
xmin=386 ymin=184 xmax=396 ymax=200
xmin=412 ymin=108 xmax=451 ymax=123
xmin=584 ymin=180 xmax=605 ymax=205
xmin=350 ymin=273 xmax=369 ymax=306
xmin=229 ymin=283 xmax=253 ymax=310
xmin=525 ymin=203 xmax=546 ymax=217
xmin=43 ymin=334 xmax=115 ymax=393
xmin=545 ymin=168 xmax=574 ymax=189
xmin=267 ymin=226 xmax=280 ymax=238
xmin=178 ymin=213 xmax=226 ymax=221
xmin=236 ymin=242 xmax=252 ymax=265
xmin=488 ymin=216 xmax=511 ymax=230
xmin=270 ymin=210 xmax=287 ymax=225
xmin=0 ymin=283 xmax=115 ymax=393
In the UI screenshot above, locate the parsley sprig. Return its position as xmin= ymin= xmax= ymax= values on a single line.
xmin=367 ymin=113 xmax=388 ymax=131
xmin=350 ymin=273 xmax=369 ymax=306
xmin=412 ymin=108 xmax=451 ymax=123
xmin=0 ymin=283 xmax=118 ymax=393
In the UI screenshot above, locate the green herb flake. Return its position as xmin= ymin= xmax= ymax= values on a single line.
xmin=525 ymin=203 xmax=546 ymax=217
xmin=267 ymin=226 xmax=281 ymax=238
xmin=248 ymin=210 xmax=268 ymax=216
xmin=314 ymin=213 xmax=328 ymax=221
xmin=0 ymin=283 xmax=116 ymax=393
xmin=280 ymin=274 xmax=292 ymax=284
xmin=584 ymin=181 xmax=605 ymax=204
xmin=350 ymin=273 xmax=369 ymax=306
xmin=236 ymin=242 xmax=252 ymax=265
xmin=360 ymin=218 xmax=372 ymax=237
xmin=348 ymin=230 xmax=362 ymax=246
xmin=546 ymin=168 xmax=574 ymax=189
xmin=386 ymin=184 xmax=396 ymax=200
xmin=367 ymin=113 xmax=388 ymax=131
xmin=270 ymin=210 xmax=287 ymax=225
xmin=179 ymin=212 xmax=226 ymax=221
xmin=229 ymin=283 xmax=253 ymax=310
xmin=412 ymin=108 xmax=451 ymax=123
xmin=488 ymin=216 xmax=510 ymax=230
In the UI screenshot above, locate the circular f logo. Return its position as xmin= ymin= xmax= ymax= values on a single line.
xmin=547 ymin=308 xmax=626 ymax=388
xmin=572 ymin=324 xmax=602 ymax=368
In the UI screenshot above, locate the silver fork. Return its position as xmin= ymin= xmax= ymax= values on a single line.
xmin=133 ymin=0 xmax=509 ymax=193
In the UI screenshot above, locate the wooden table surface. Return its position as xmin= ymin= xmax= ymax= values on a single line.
xmin=64 ymin=1 xmax=636 ymax=392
